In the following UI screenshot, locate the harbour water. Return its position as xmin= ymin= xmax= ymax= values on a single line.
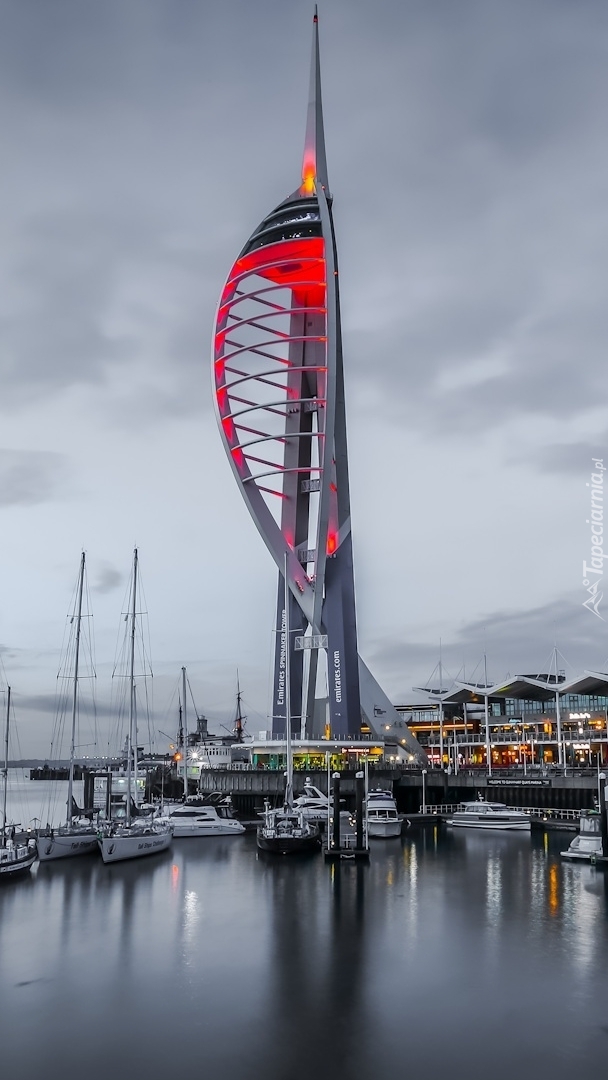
xmin=2 ymin=773 xmax=608 ymax=1080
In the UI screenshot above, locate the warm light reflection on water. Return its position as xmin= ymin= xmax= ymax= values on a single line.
xmin=548 ymin=863 xmax=559 ymax=915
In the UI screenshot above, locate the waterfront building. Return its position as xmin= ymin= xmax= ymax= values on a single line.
xmin=211 ymin=10 xmax=424 ymax=762
xmin=248 ymin=739 xmax=384 ymax=773
xmin=396 ymin=669 xmax=608 ymax=769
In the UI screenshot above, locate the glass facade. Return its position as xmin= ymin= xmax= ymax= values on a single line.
xmin=396 ymin=695 xmax=608 ymax=768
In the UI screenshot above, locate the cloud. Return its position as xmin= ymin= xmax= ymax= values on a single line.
xmin=17 ymin=692 xmax=117 ymax=721
xmin=91 ymin=563 xmax=123 ymax=594
xmin=0 ymin=450 xmax=69 ymax=507
xmin=2 ymin=0 xmax=606 ymax=441
xmin=1 ymin=209 xmax=210 ymax=413
xmin=2 ymin=0 xmax=608 ymax=755
xmin=364 ymin=593 xmax=607 ymax=701
xmin=336 ymin=1 xmax=608 ymax=435
xmin=516 ymin=441 xmax=608 ymax=475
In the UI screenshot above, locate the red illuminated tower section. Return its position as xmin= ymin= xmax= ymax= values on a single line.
xmin=212 ymin=11 xmax=425 ymax=758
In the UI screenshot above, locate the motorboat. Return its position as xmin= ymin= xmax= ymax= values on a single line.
xmin=163 ymin=796 xmax=245 ymax=838
xmin=448 ymin=799 xmax=531 ymax=831
xmin=366 ymin=788 xmax=402 ymax=838
xmin=560 ymin=809 xmax=607 ymax=862
xmin=292 ymin=779 xmax=331 ymax=824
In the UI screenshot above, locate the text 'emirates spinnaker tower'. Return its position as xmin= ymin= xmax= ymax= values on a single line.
xmin=212 ymin=11 xmax=424 ymax=758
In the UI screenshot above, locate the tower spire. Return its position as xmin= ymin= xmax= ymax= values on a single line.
xmin=302 ymin=6 xmax=329 ymax=196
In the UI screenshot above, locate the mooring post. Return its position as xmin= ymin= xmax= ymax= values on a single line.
xmin=355 ymin=770 xmax=364 ymax=850
xmin=332 ymin=772 xmax=341 ymax=850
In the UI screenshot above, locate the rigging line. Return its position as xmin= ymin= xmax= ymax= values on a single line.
xmin=185 ymin=675 xmax=200 ymax=722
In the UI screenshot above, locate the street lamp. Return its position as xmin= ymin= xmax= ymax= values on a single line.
xmin=422 ymin=769 xmax=427 ymax=814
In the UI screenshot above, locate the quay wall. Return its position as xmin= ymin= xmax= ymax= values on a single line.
xmin=196 ymin=767 xmax=600 ymax=815
xmin=396 ymin=771 xmax=599 ymax=813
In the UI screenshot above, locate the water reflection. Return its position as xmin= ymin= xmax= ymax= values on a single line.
xmin=3 ymin=826 xmax=608 ymax=1080
xmin=255 ymin=853 xmax=373 ymax=1080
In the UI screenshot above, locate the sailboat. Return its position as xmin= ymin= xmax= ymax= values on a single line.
xmin=256 ymin=556 xmax=321 ymax=855
xmin=1 ymin=685 xmax=37 ymax=878
xmin=98 ymin=549 xmax=173 ymax=864
xmin=232 ymin=672 xmax=249 ymax=743
xmin=38 ymin=552 xmax=99 ymax=861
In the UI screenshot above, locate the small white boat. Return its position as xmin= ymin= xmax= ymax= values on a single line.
xmin=561 ymin=810 xmax=607 ymax=862
xmin=164 ymin=797 xmax=245 ymax=838
xmin=366 ymin=788 xmax=402 ymax=838
xmin=449 ymin=800 xmax=531 ymax=831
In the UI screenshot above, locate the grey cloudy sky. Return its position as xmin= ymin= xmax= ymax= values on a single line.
xmin=1 ymin=0 xmax=608 ymax=755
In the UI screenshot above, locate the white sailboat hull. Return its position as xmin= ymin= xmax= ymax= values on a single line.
xmin=37 ymin=829 xmax=99 ymax=861
xmin=98 ymin=825 xmax=173 ymax=864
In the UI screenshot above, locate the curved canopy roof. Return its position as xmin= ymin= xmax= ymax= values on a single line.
xmin=414 ymin=674 xmax=576 ymax=703
xmin=558 ymin=670 xmax=608 ymax=696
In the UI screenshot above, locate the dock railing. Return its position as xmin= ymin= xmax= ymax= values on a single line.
xmin=420 ymin=803 xmax=582 ymax=822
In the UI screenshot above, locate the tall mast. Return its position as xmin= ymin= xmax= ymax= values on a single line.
xmin=2 ymin=686 xmax=10 ymax=835
xmin=284 ymin=554 xmax=293 ymax=810
xmin=67 ymin=552 xmax=86 ymax=823
xmin=126 ymin=548 xmax=138 ymax=827
xmin=235 ymin=670 xmax=243 ymax=743
xmin=182 ymin=666 xmax=188 ymax=799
